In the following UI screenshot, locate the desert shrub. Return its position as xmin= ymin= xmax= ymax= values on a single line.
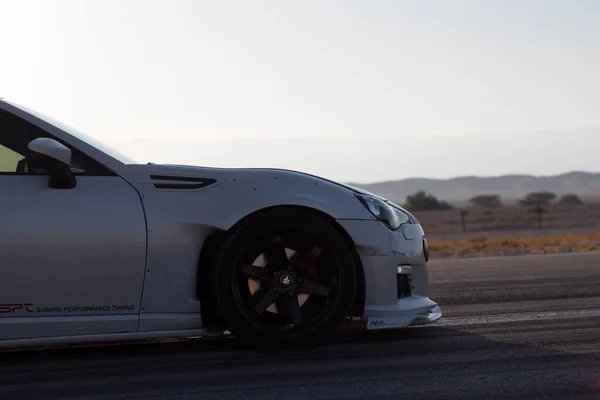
xmin=403 ymin=191 xmax=453 ymax=211
xmin=519 ymin=191 xmax=556 ymax=206
xmin=558 ymin=194 xmax=584 ymax=205
xmin=470 ymin=194 xmax=502 ymax=208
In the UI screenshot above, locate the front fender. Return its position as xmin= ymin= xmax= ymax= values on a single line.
xmin=131 ymin=171 xmax=377 ymax=232
xmin=114 ymin=167 xmax=377 ymax=316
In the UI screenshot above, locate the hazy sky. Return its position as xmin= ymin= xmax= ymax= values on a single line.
xmin=1 ymin=0 xmax=599 ymax=183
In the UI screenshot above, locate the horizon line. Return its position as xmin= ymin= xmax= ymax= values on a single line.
xmin=347 ymin=169 xmax=600 ymax=186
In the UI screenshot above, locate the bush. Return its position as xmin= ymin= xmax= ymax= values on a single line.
xmin=470 ymin=194 xmax=502 ymax=208
xmin=519 ymin=191 xmax=556 ymax=206
xmin=558 ymin=194 xmax=584 ymax=205
xmin=403 ymin=191 xmax=453 ymax=211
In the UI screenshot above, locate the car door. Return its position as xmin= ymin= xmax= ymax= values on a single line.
xmin=0 ymin=111 xmax=148 ymax=341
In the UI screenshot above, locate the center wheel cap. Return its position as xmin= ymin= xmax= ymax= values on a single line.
xmin=280 ymin=274 xmax=293 ymax=286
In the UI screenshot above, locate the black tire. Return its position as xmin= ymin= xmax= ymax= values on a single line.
xmin=207 ymin=208 xmax=357 ymax=350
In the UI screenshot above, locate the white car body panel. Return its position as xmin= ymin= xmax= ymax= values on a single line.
xmin=0 ymin=98 xmax=441 ymax=348
xmin=0 ymin=174 xmax=147 ymax=340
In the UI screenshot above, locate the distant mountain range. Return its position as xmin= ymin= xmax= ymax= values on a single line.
xmin=348 ymin=171 xmax=600 ymax=205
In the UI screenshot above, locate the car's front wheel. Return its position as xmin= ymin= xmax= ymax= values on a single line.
xmin=207 ymin=208 xmax=358 ymax=350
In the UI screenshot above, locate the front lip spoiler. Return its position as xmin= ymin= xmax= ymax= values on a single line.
xmin=364 ymin=303 xmax=442 ymax=330
xmin=410 ymin=305 xmax=442 ymax=326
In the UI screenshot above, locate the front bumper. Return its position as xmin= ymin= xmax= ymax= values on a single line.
xmin=337 ymin=219 xmax=441 ymax=330
xmin=365 ymin=302 xmax=442 ymax=330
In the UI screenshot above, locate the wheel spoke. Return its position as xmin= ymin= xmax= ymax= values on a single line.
xmin=241 ymin=264 xmax=272 ymax=281
xmin=254 ymin=290 xmax=279 ymax=314
xmin=235 ymin=227 xmax=343 ymax=335
xmin=269 ymin=234 xmax=289 ymax=267
xmin=300 ymin=279 xmax=331 ymax=296
xmin=277 ymin=296 xmax=303 ymax=324
xmin=291 ymin=245 xmax=323 ymax=278
xmin=291 ymin=245 xmax=323 ymax=267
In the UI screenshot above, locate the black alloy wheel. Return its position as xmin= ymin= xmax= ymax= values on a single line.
xmin=208 ymin=208 xmax=357 ymax=350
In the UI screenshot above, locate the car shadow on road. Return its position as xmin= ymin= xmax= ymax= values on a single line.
xmin=0 ymin=325 xmax=598 ymax=399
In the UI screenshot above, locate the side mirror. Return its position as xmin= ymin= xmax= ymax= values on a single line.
xmin=27 ymin=138 xmax=77 ymax=189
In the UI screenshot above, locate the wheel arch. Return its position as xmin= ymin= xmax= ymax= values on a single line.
xmin=197 ymin=204 xmax=366 ymax=331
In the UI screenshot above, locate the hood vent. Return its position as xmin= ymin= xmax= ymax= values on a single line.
xmin=150 ymin=174 xmax=217 ymax=190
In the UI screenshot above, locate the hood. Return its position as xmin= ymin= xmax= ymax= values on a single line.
xmin=137 ymin=163 xmax=389 ymax=200
xmin=251 ymin=167 xmax=390 ymax=201
xmin=336 ymin=182 xmax=388 ymax=200
xmin=122 ymin=162 xmax=419 ymax=223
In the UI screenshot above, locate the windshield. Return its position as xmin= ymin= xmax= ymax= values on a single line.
xmin=5 ymin=100 xmax=139 ymax=165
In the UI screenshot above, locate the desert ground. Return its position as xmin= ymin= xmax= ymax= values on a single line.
xmin=412 ymin=203 xmax=600 ymax=259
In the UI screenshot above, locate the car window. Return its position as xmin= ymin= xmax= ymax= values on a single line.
xmin=0 ymin=112 xmax=85 ymax=175
xmin=0 ymin=111 xmax=112 ymax=176
xmin=0 ymin=144 xmax=24 ymax=173
xmin=7 ymin=100 xmax=139 ymax=165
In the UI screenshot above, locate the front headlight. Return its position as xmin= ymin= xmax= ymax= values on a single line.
xmin=387 ymin=200 xmax=418 ymax=224
xmin=355 ymin=194 xmax=410 ymax=230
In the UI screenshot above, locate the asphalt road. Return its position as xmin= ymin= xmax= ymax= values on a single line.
xmin=1 ymin=252 xmax=599 ymax=399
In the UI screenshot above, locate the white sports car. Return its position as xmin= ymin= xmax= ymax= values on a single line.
xmin=0 ymin=98 xmax=441 ymax=350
